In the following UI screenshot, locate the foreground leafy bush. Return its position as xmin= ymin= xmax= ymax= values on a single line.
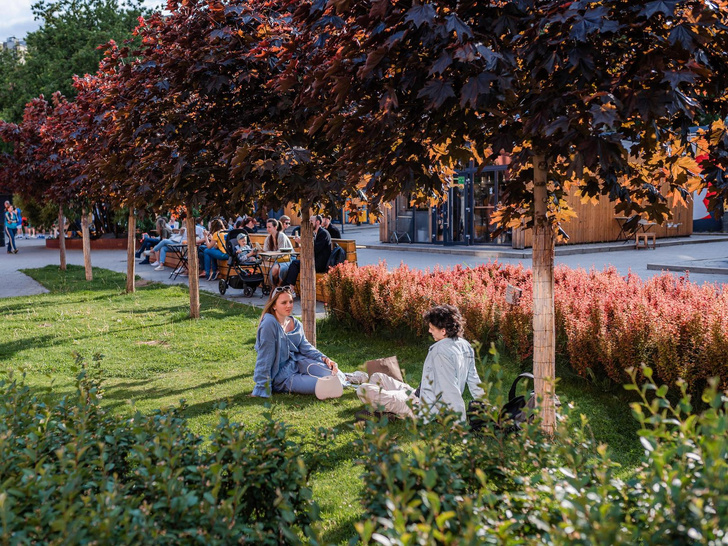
xmin=354 ymin=365 xmax=728 ymax=544
xmin=326 ymin=262 xmax=728 ymax=393
xmin=0 ymin=357 xmax=319 ymax=544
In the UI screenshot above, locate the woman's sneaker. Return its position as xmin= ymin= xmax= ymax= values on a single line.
xmin=345 ymin=371 xmax=369 ymax=385
xmin=154 ymin=264 xmax=165 ymax=271
xmin=150 ymin=261 xmax=160 ymax=267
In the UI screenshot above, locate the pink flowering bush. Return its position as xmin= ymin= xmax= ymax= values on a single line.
xmin=326 ymin=263 xmax=728 ymax=393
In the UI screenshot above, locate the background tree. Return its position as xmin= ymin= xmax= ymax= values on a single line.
xmin=0 ymin=96 xmax=71 ymax=269
xmin=225 ymin=0 xmax=358 ymax=343
xmin=71 ymin=67 xmax=140 ymax=292
xmin=0 ymin=0 xmax=150 ymax=123
xmin=43 ymin=91 xmax=110 ymax=281
xmin=291 ymin=0 xmax=728 ymax=431
xmin=97 ymin=0 xmax=356 ymax=329
xmin=95 ymin=2 xmax=264 ymax=317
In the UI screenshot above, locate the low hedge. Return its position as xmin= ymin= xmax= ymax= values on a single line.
xmin=354 ymin=364 xmax=728 ymax=544
xmin=0 ymin=357 xmax=319 ymax=544
xmin=326 ymin=262 xmax=728 ymax=393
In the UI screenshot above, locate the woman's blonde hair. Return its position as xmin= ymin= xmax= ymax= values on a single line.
xmin=259 ymin=286 xmax=295 ymax=324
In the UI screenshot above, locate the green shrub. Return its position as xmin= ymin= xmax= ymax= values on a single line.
xmin=0 ymin=356 xmax=319 ymax=544
xmin=354 ymin=364 xmax=728 ymax=544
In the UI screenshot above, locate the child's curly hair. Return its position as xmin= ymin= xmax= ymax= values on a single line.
xmin=423 ymin=304 xmax=465 ymax=339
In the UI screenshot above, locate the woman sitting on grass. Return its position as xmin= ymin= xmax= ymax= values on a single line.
xmin=357 ymin=304 xmax=483 ymax=421
xmin=252 ymin=287 xmax=367 ymax=399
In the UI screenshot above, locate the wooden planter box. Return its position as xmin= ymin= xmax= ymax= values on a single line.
xmin=45 ymin=237 xmax=128 ymax=250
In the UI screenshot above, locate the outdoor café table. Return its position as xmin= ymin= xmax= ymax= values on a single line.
xmin=167 ymin=244 xmax=189 ymax=280
xmin=258 ymin=250 xmax=299 ymax=291
xmin=615 ymin=216 xmax=657 ymax=242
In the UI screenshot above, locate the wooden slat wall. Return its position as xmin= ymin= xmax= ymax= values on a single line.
xmin=515 ymin=189 xmax=693 ymax=248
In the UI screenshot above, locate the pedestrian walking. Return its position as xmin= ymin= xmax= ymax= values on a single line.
xmin=4 ymin=203 xmax=19 ymax=254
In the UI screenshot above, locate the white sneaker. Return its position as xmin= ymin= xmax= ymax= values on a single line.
xmin=345 ymin=371 xmax=369 ymax=385
xmin=143 ymin=250 xmax=152 ymax=256
xmin=314 ymin=376 xmax=343 ymax=400
xmin=154 ymin=265 xmax=165 ymax=271
xmin=150 ymin=261 xmax=160 ymax=267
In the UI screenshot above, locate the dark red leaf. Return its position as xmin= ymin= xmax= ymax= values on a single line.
xmin=428 ymin=51 xmax=452 ymax=76
xmin=404 ymin=4 xmax=437 ymax=29
xmin=417 ymin=79 xmax=455 ymax=109
xmin=639 ymin=0 xmax=678 ymax=18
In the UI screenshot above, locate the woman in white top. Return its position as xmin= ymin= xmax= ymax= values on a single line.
xmin=357 ymin=304 xmax=484 ymax=420
xmin=263 ymin=218 xmax=293 ymax=286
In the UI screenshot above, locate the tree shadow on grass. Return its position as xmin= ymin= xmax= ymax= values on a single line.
xmin=98 ymin=372 xmax=254 ymax=412
xmin=0 ymin=334 xmax=64 ymax=362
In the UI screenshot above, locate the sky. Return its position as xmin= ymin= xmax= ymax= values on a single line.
xmin=0 ymin=0 xmax=164 ymax=42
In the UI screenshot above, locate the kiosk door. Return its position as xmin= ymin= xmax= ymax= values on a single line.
xmin=442 ymin=175 xmax=472 ymax=245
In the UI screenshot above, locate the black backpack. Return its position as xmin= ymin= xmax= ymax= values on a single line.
xmin=326 ymin=244 xmax=346 ymax=270
xmin=468 ymin=373 xmax=535 ymax=434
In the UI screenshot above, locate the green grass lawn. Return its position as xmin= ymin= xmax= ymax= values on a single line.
xmin=0 ymin=265 xmax=643 ymax=543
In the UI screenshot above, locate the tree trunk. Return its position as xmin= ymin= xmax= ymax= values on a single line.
xmin=58 ymin=206 xmax=66 ymax=271
xmin=299 ymin=207 xmax=316 ymax=345
xmin=126 ymin=210 xmax=136 ymax=293
xmin=81 ymin=206 xmax=93 ymax=281
xmin=186 ymin=206 xmax=200 ymax=319
xmin=532 ymin=155 xmax=556 ymax=435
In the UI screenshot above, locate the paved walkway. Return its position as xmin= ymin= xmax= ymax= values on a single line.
xmin=1 ymin=227 xmax=726 ymax=307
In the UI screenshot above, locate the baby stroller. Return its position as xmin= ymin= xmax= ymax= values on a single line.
xmin=218 ymin=229 xmax=267 ymax=297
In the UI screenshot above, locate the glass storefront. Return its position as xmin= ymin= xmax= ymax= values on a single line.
xmin=389 ymin=165 xmax=510 ymax=246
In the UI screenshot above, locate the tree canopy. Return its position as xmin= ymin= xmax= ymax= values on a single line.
xmin=0 ymin=0 xmax=149 ymax=123
xmin=289 ymin=0 xmax=728 ymax=223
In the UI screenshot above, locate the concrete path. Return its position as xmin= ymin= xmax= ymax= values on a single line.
xmin=1 ymin=226 xmax=726 ymax=307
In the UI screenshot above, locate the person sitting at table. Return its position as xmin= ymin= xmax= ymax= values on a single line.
xmin=150 ymin=218 xmax=205 ymax=272
xmin=322 ymin=215 xmax=341 ymax=239
xmin=242 ymin=216 xmax=258 ymax=234
xmin=202 ymin=218 xmax=228 ymax=281
xmin=279 ymin=215 xmax=292 ymax=234
xmin=253 ymin=286 xmax=364 ymax=399
xmin=137 ymin=217 xmax=172 ymax=263
xmin=263 ymin=218 xmax=294 ymax=287
xmin=282 ymin=215 xmax=331 ymax=286
xmin=263 ymin=218 xmax=293 ymax=252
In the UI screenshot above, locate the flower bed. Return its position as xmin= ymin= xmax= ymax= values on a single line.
xmin=326 ymin=262 xmax=728 ymax=392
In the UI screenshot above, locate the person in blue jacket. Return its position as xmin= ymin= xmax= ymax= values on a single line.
xmin=252 ymin=287 xmax=351 ymax=399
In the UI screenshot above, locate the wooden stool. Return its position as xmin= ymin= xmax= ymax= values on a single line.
xmin=635 ymin=233 xmax=656 ymax=249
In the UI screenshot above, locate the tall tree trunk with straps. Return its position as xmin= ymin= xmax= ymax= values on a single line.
xmin=299 ymin=207 xmax=316 ymax=345
xmin=81 ymin=205 xmax=93 ymax=281
xmin=126 ymin=210 xmax=136 ymax=293
xmin=185 ymin=206 xmax=200 ymax=319
xmin=532 ymin=155 xmax=556 ymax=435
xmin=58 ymin=205 xmax=66 ymax=271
